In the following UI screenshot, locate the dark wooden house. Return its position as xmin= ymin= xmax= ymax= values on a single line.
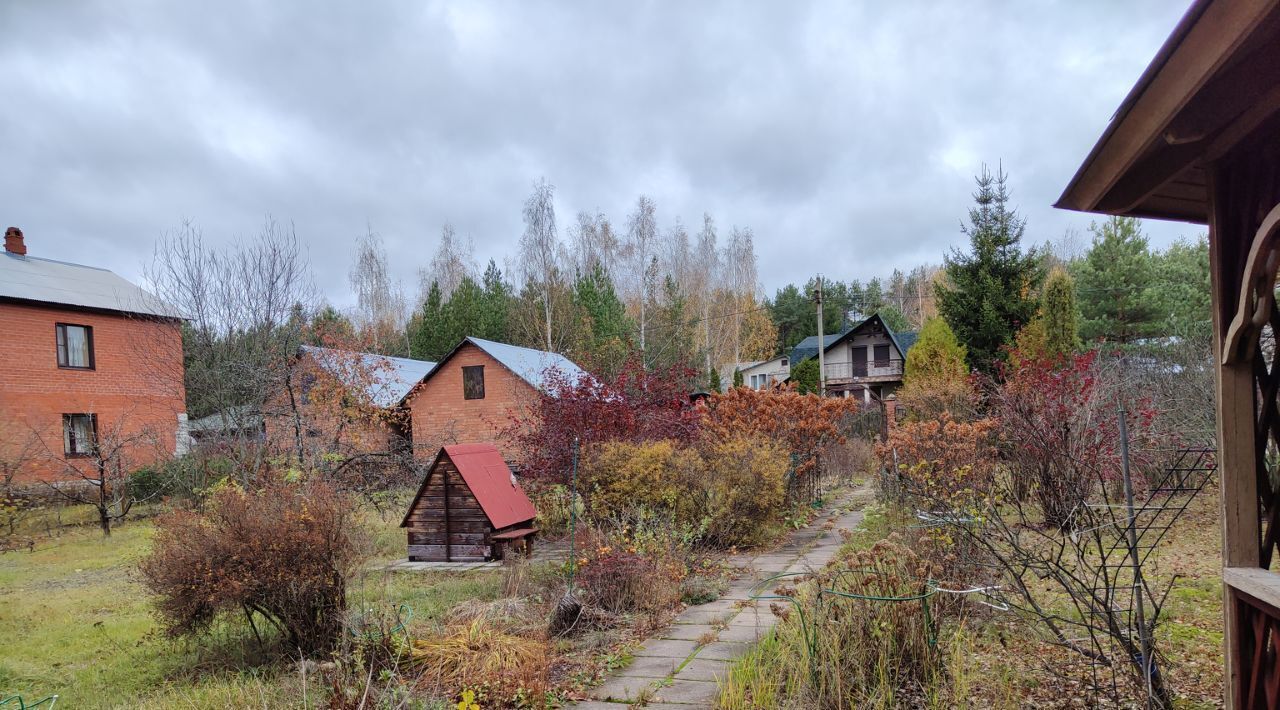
xmin=400 ymin=443 xmax=538 ymax=562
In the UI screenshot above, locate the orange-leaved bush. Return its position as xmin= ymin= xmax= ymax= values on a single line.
xmin=876 ymin=412 xmax=998 ymax=507
xmin=138 ymin=480 xmax=365 ymax=656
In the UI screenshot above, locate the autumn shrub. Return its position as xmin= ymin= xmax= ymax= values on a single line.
xmin=700 ymin=436 xmax=789 ymax=547
xmin=993 ymin=348 xmax=1161 ymax=529
xmin=581 ymin=436 xmax=790 ymax=548
xmin=505 ymin=359 xmax=702 ymax=483
xmin=138 ymin=479 xmax=366 ymax=657
xmin=875 ymin=412 xmax=999 ymax=509
xmin=576 ymin=545 xmax=682 ymax=616
xmin=524 ymin=481 xmax=581 ymax=537
xmin=580 ymin=440 xmax=701 ymax=526
xmin=705 ymin=387 xmax=862 ymax=503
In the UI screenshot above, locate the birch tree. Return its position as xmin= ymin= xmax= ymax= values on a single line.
xmin=518 ymin=178 xmax=563 ymax=351
xmin=348 ymin=229 xmax=407 ymax=355
xmin=623 ymin=195 xmax=659 ymax=355
xmin=423 ymin=222 xmax=477 ymax=302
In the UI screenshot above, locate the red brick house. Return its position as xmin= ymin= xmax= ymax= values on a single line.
xmin=0 ymin=227 xmax=187 ymax=484
xmin=405 ymin=337 xmax=587 ymax=457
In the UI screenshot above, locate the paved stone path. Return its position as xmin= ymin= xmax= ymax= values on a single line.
xmin=567 ymin=494 xmax=866 ymax=708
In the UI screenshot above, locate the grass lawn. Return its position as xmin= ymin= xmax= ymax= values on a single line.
xmin=0 ymin=505 xmax=502 ymax=709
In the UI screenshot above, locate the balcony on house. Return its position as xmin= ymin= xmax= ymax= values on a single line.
xmin=823 ymin=357 xmax=903 ymax=384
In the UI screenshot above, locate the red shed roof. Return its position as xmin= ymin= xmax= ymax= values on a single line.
xmin=401 ymin=443 xmax=537 ymax=530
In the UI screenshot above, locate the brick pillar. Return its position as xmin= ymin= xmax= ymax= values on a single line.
xmin=881 ymin=393 xmax=897 ymax=442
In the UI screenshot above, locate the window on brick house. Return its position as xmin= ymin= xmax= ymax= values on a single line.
xmin=55 ymin=323 xmax=94 ymax=369
xmin=63 ymin=413 xmax=97 ymax=457
xmin=463 ymin=365 xmax=485 ymax=400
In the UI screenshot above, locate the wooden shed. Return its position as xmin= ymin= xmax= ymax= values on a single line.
xmin=400 ymin=443 xmax=538 ymax=562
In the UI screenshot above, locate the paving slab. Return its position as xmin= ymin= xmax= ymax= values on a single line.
xmin=590 ymin=675 xmax=658 ymax=702
xmin=695 ymin=640 xmax=752 ymax=661
xmin=675 ymin=658 xmax=732 ymax=683
xmin=635 ymin=638 xmax=699 ymax=659
xmin=619 ymin=655 xmax=682 ymax=679
xmin=563 ymin=488 xmax=867 ymax=709
xmin=715 ymin=623 xmax=771 ymax=643
xmin=652 ymin=679 xmax=720 ymax=705
xmin=672 ymin=610 xmax=733 ymax=625
xmin=657 ymin=623 xmax=714 ymax=641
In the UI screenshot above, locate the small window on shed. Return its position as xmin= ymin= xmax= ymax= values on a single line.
xmin=463 ymin=365 xmax=485 ymax=400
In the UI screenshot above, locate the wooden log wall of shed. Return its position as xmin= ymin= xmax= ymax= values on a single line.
xmin=405 ymin=459 xmax=491 ymax=561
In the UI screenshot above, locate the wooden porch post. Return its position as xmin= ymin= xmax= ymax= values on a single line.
xmin=1209 ymin=165 xmax=1261 ymax=708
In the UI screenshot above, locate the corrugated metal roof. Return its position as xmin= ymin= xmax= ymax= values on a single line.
xmin=466 ymin=337 xmax=588 ymax=392
xmin=300 ymin=345 xmax=435 ymax=408
xmin=401 ymin=443 xmax=537 ymax=530
xmin=789 ymin=331 xmax=847 ymax=365
xmin=0 ymin=252 xmax=180 ymax=318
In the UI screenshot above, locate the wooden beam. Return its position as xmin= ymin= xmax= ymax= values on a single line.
xmin=1064 ymin=0 xmax=1276 ymax=212
xmin=1210 ymin=163 xmax=1262 ymax=710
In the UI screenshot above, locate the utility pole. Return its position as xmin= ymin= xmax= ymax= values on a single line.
xmin=815 ymin=275 xmax=826 ymax=396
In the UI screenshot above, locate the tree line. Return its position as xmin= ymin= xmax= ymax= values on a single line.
xmin=343 ymin=178 xmax=778 ymax=381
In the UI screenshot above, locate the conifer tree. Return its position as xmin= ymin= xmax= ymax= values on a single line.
xmin=903 ymin=317 xmax=967 ymax=386
xmin=733 ymin=368 xmax=744 ymax=388
xmin=1040 ymin=268 xmax=1080 ymax=356
xmin=1075 ymin=217 xmax=1159 ymax=344
xmin=708 ymin=366 xmax=722 ymax=392
xmin=790 ymin=358 xmax=820 ymax=394
xmin=937 ymin=164 xmax=1042 ymax=375
xmin=408 ymin=281 xmax=447 ymax=360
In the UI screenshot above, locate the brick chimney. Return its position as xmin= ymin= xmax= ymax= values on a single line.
xmin=4 ymin=227 xmax=26 ymax=256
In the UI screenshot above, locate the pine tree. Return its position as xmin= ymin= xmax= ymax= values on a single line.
xmin=572 ymin=265 xmax=632 ymax=376
xmin=480 ymin=259 xmax=512 ymax=343
xmin=1040 ymin=268 xmax=1080 ymax=356
xmin=408 ymin=281 xmax=447 ymax=360
xmin=937 ymin=164 xmax=1043 ymax=375
xmin=1151 ymin=236 xmax=1210 ymax=338
xmin=1075 ymin=217 xmax=1160 ymax=344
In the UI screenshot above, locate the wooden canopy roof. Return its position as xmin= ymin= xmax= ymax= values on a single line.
xmin=1056 ymin=0 xmax=1280 ymax=224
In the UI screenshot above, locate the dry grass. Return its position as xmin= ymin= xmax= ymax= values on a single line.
xmin=410 ymin=618 xmax=551 ymax=703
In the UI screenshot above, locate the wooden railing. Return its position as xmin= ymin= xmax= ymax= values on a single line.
xmin=823 ymin=360 xmax=903 ymax=382
xmin=1225 ymin=567 xmax=1280 ymax=708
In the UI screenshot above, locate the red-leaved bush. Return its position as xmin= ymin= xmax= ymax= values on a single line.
xmin=506 ymin=358 xmax=702 ymax=483
xmin=139 ymin=480 xmax=365 ymax=656
xmin=993 ymin=349 xmax=1161 ymax=529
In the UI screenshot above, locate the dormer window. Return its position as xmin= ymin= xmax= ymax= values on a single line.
xmin=55 ymin=323 xmax=94 ymax=369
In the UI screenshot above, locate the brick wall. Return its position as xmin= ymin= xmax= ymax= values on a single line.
xmin=406 ymin=343 xmax=536 ymax=459
xmin=0 ymin=301 xmax=186 ymax=483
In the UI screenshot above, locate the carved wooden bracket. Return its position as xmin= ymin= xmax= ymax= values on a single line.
xmin=1224 ymin=203 xmax=1280 ymax=365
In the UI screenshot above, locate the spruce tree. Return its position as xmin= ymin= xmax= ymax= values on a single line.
xmin=708 ymin=366 xmax=722 ymax=393
xmin=1075 ymin=217 xmax=1160 ymax=344
xmin=936 ymin=164 xmax=1043 ymax=375
xmin=733 ymin=368 xmax=744 ymax=388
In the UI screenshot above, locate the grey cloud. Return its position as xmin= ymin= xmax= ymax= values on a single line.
xmin=1 ymin=0 xmax=1200 ymax=310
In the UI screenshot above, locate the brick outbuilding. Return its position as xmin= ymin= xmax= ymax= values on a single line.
xmin=0 ymin=228 xmax=187 ymax=483
xmin=404 ymin=337 xmax=587 ymax=458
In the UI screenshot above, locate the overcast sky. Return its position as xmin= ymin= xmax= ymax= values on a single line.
xmin=2 ymin=1 xmax=1204 ymax=309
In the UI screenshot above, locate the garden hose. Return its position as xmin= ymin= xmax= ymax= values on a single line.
xmin=0 ymin=695 xmax=58 ymax=709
